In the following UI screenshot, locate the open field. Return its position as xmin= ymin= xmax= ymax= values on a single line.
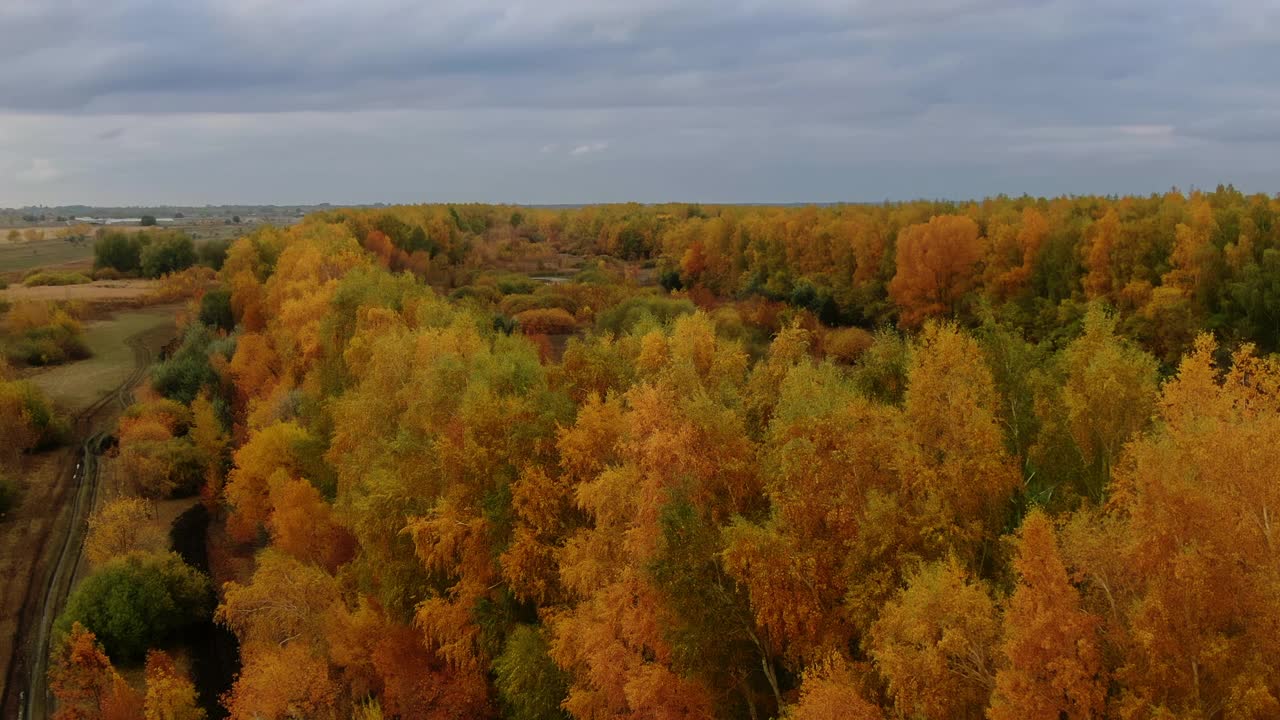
xmin=0 ymin=222 xmax=261 ymax=277
xmin=1 ymin=279 xmax=156 ymax=306
xmin=24 ymin=306 xmax=177 ymax=413
xmin=0 ymin=237 xmax=95 ymax=275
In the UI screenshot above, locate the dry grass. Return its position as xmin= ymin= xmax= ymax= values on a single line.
xmin=0 ymin=237 xmax=95 ymax=275
xmin=1 ymin=279 xmax=156 ymax=305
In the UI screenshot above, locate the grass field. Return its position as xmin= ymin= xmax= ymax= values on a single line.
xmin=0 ymin=222 xmax=255 ymax=276
xmin=1 ymin=279 xmax=156 ymax=305
xmin=0 ymin=238 xmax=94 ymax=274
xmin=24 ymin=306 xmax=178 ymax=413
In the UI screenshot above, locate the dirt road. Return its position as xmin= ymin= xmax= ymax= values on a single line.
xmin=0 ymin=315 xmax=175 ymax=719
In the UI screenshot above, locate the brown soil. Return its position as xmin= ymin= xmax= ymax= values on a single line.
xmin=0 ymin=450 xmax=74 ymax=701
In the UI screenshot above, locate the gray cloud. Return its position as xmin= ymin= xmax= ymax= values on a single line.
xmin=0 ymin=0 xmax=1276 ymax=204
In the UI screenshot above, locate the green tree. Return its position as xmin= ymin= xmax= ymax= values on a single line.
xmin=93 ymin=231 xmax=142 ymax=273
xmin=141 ymin=232 xmax=197 ymax=277
xmin=55 ymin=551 xmax=211 ymax=662
xmin=198 ymin=289 xmax=235 ymax=332
xmin=494 ymin=625 xmax=570 ymax=720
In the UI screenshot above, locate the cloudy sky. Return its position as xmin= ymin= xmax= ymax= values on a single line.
xmin=0 ymin=0 xmax=1277 ymax=206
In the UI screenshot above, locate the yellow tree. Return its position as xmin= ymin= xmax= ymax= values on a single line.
xmin=0 ymin=380 xmax=39 ymax=467
xmin=85 ymin=497 xmax=163 ymax=566
xmin=725 ymin=360 xmax=905 ymax=663
xmin=989 ymin=510 xmax=1105 ymax=720
xmin=901 ymin=322 xmax=1020 ymax=555
xmin=869 ymin=559 xmax=1000 ymax=720
xmin=144 ymin=650 xmax=206 ymax=720
xmin=1057 ymin=304 xmax=1158 ymax=497
xmin=217 ymin=551 xmax=345 ymax=719
xmin=1162 ymin=196 xmax=1220 ymax=303
xmin=985 ymin=207 xmax=1048 ymax=300
xmin=49 ymin=622 xmax=142 ymax=720
xmin=189 ymin=392 xmax=228 ymax=507
xmin=785 ymin=653 xmax=883 ymax=720
xmin=1082 ymin=209 xmax=1120 ymax=300
xmin=1104 ymin=337 xmax=1280 ymax=718
xmin=550 ymin=315 xmax=756 ymax=719
xmin=224 ymin=421 xmax=314 ymax=542
xmin=888 ymin=215 xmax=987 ymax=327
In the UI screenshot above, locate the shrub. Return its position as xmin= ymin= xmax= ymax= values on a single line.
xmin=141 ymin=232 xmax=197 ymax=278
xmin=2 ymin=302 xmax=91 ymax=367
xmin=822 ymin=327 xmax=876 ymax=364
xmin=23 ymin=271 xmax=93 ymax=287
xmin=495 ymin=274 xmax=538 ymax=295
xmin=595 ymin=295 xmax=696 ymax=335
xmin=198 ymin=238 xmax=230 ymax=270
xmin=515 ymin=308 xmax=577 ymax=335
xmin=91 ymin=267 xmax=125 ymax=281
xmin=198 ymin=288 xmax=234 ymax=332
xmin=151 ymin=324 xmax=218 ymax=404
xmin=93 ymin=231 xmax=142 ymax=273
xmin=499 ymin=293 xmax=579 ymax=317
xmin=55 ymin=551 xmax=211 ymax=662
xmin=449 ymin=285 xmax=503 ymax=306
xmin=120 ymin=437 xmax=204 ymax=498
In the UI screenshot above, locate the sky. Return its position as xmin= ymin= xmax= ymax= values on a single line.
xmin=0 ymin=0 xmax=1277 ymax=206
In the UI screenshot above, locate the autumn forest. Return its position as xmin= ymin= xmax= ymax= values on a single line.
xmin=30 ymin=188 xmax=1280 ymax=719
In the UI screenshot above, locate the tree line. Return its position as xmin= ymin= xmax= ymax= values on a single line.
xmin=48 ymin=195 xmax=1280 ymax=719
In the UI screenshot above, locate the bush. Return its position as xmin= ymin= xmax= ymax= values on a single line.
xmin=198 ymin=238 xmax=230 ymax=270
xmin=515 ymin=308 xmax=577 ymax=335
xmin=120 ymin=437 xmax=204 ymax=498
xmin=2 ymin=303 xmax=91 ymax=367
xmin=499 ymin=293 xmax=578 ymax=317
xmin=55 ymin=551 xmax=211 ymax=662
xmin=449 ymin=285 xmax=503 ymax=306
xmin=91 ymin=267 xmax=125 ymax=281
xmin=150 ymin=324 xmax=218 ymax=404
xmin=822 ymin=327 xmax=876 ymax=364
xmin=495 ymin=274 xmax=538 ymax=295
xmin=140 ymin=215 xmax=157 ymax=227
xmin=22 ymin=271 xmax=92 ymax=287
xmin=94 ymin=231 xmax=142 ymax=273
xmin=595 ymin=295 xmax=696 ymax=335
xmin=141 ymin=232 xmax=196 ymax=278
xmin=198 ymin=288 xmax=234 ymax=332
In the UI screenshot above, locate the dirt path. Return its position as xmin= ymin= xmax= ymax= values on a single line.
xmin=0 ymin=311 xmax=177 ymax=719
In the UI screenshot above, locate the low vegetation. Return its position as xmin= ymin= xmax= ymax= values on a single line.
xmin=22 ymin=271 xmax=93 ymax=287
xmin=0 ymin=376 xmax=69 ymax=463
xmin=93 ymin=229 xmax=200 ymax=278
xmin=1 ymin=300 xmax=91 ymax=366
